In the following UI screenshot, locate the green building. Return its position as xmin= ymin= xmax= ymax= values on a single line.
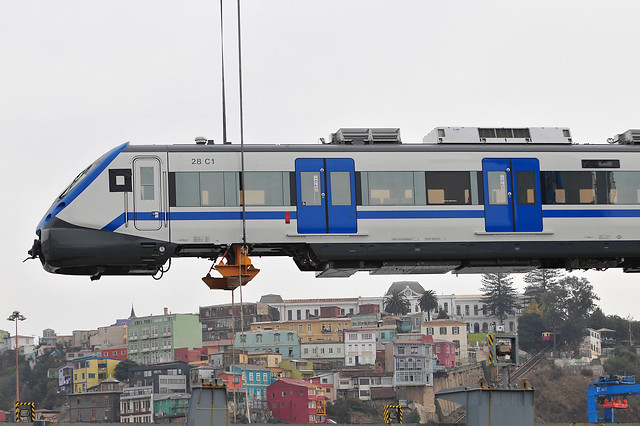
xmin=154 ymin=393 xmax=190 ymax=421
xmin=127 ymin=310 xmax=202 ymax=364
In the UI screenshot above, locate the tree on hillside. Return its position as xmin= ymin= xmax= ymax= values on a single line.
xmin=419 ymin=289 xmax=439 ymax=321
xmin=587 ymin=307 xmax=607 ymax=330
xmin=523 ymin=269 xmax=564 ymax=304
xmin=114 ymin=358 xmax=140 ymax=382
xmin=480 ymin=272 xmax=518 ymax=325
xmin=537 ymin=275 xmax=599 ymax=354
xmin=563 ymin=276 xmax=599 ymax=320
xmin=604 ymin=346 xmax=640 ymax=377
xmin=518 ymin=311 xmax=546 ymax=353
xmin=383 ymin=289 xmax=410 ymax=315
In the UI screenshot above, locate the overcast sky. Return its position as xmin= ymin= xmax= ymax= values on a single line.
xmin=3 ymin=1 xmax=640 ymax=340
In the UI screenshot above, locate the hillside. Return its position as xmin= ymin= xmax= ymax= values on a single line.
xmin=526 ymin=361 xmax=640 ymax=423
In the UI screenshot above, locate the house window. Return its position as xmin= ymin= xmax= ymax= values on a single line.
xmin=256 ymin=334 xmax=263 ymax=343
xmin=474 ymin=305 xmax=479 ymax=315
xmin=452 ymin=327 xmax=460 ymax=335
xmin=426 ymin=328 xmax=434 ymax=335
xmin=456 ymin=306 xmax=461 ymax=316
xmin=288 ymin=333 xmax=294 ymax=342
xmin=440 ymin=327 xmax=447 ymax=335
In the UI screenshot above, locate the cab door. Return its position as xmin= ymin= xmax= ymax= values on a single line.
xmin=133 ymin=157 xmax=164 ymax=231
xmin=483 ymin=158 xmax=542 ymax=232
xmin=295 ymin=158 xmax=357 ymax=233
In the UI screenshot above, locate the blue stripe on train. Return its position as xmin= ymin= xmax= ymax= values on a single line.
xmin=101 ymin=208 xmax=640 ymax=232
xmin=542 ymin=209 xmax=640 ymax=218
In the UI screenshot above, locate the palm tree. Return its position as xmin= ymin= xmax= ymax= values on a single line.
xmin=383 ymin=289 xmax=411 ymax=315
xmin=419 ymin=290 xmax=439 ymax=321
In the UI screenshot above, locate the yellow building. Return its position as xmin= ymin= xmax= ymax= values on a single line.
xmin=73 ymin=358 xmax=121 ymax=393
xmin=251 ymin=318 xmax=352 ymax=342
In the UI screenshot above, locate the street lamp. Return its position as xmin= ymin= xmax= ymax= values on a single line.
xmin=7 ymin=311 xmax=26 ymax=402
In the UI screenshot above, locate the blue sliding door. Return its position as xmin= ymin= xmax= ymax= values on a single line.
xmin=295 ymin=158 xmax=357 ymax=234
xmin=483 ymin=158 xmax=542 ymax=232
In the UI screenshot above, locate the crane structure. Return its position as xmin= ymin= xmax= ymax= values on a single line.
xmin=587 ymin=375 xmax=640 ymax=423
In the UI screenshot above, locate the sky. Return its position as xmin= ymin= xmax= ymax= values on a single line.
xmin=2 ymin=1 xmax=640 ymax=340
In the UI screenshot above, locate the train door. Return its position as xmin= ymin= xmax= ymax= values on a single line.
xmin=482 ymin=158 xmax=542 ymax=232
xmin=295 ymin=158 xmax=357 ymax=233
xmin=133 ymin=157 xmax=164 ymax=231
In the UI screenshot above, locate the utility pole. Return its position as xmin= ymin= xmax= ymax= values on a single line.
xmin=7 ymin=311 xmax=26 ymax=403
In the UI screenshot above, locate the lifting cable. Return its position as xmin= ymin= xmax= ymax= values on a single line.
xmin=218 ymin=0 xmax=248 ymax=418
xmin=237 ymin=0 xmax=247 ymax=246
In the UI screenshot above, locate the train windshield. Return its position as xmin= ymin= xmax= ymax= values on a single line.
xmin=57 ymin=151 xmax=110 ymax=200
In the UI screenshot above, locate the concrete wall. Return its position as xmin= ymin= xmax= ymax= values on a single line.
xmin=431 ymin=364 xmax=485 ymax=421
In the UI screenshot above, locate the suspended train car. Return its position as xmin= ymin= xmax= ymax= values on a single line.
xmin=28 ymin=127 xmax=640 ymax=279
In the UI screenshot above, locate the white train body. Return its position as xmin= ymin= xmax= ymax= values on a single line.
xmin=29 ymin=127 xmax=640 ymax=278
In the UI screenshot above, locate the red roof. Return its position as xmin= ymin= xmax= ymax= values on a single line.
xmin=274 ymin=377 xmax=315 ymax=388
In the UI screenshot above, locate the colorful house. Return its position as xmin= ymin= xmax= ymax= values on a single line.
xmin=101 ymin=346 xmax=127 ymax=360
xmin=267 ymin=378 xmax=327 ymax=424
xmin=72 ymin=358 xmax=121 ymax=393
xmin=235 ymin=330 xmax=300 ymax=359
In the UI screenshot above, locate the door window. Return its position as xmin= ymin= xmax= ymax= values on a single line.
xmin=516 ymin=171 xmax=537 ymax=205
xmin=140 ymin=167 xmax=155 ymax=200
xmin=487 ymin=171 xmax=508 ymax=205
xmin=300 ymin=172 xmax=322 ymax=206
xmin=330 ymin=172 xmax=351 ymax=206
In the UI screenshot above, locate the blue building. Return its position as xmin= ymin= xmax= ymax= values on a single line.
xmin=234 ymin=330 xmax=300 ymax=359
xmin=229 ymin=364 xmax=273 ymax=404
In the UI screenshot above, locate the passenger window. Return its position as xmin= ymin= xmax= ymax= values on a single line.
xmin=200 ymin=173 xmax=225 ymax=206
xmin=330 ymin=172 xmax=351 ymax=206
xmin=242 ymin=172 xmax=287 ymax=206
xmin=516 ymin=171 xmax=537 ymax=205
xmin=487 ymin=171 xmax=508 ymax=205
xmin=363 ymin=172 xmax=417 ymax=205
xmin=140 ymin=167 xmax=155 ymax=200
xmin=300 ymin=172 xmax=322 ymax=206
xmin=542 ymin=171 xmax=596 ymax=204
xmin=175 ymin=172 xmax=200 ymax=206
xmin=604 ymin=172 xmax=640 ymax=204
xmin=426 ymin=172 xmax=472 ymax=205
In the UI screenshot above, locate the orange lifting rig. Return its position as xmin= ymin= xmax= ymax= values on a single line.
xmin=602 ymin=398 xmax=629 ymax=409
xmin=202 ymin=245 xmax=260 ymax=291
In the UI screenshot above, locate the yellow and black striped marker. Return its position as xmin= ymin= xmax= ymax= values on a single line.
xmin=487 ymin=333 xmax=495 ymax=365
xmin=15 ymin=402 xmax=35 ymax=423
xmin=384 ymin=404 xmax=403 ymax=424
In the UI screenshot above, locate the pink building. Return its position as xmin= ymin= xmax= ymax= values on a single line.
xmin=434 ymin=341 xmax=456 ymax=368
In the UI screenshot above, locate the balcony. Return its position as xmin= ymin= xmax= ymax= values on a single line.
xmin=129 ymin=335 xmax=138 ymax=340
xmin=151 ymin=333 xmax=158 ymax=338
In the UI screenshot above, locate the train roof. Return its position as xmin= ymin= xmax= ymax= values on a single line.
xmin=121 ymin=127 xmax=640 ymax=153
xmin=122 ymin=141 xmax=640 ymax=153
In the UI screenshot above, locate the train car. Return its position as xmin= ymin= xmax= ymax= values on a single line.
xmin=27 ymin=127 xmax=640 ymax=280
